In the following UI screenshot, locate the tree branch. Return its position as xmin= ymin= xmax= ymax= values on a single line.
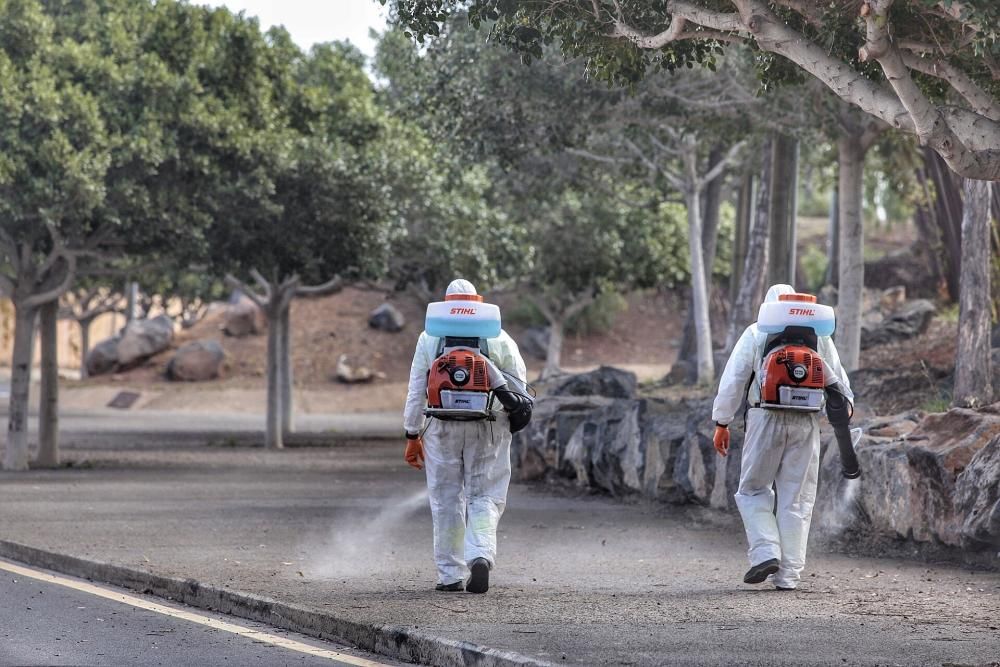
xmin=224 ymin=274 xmax=267 ymax=309
xmin=24 ymin=255 xmax=77 ymax=308
xmin=295 ymin=275 xmax=344 ymax=298
xmin=249 ymin=269 xmax=273 ymax=301
xmin=563 ymin=292 xmax=596 ymax=320
xmin=566 ymin=147 xmax=630 ymax=166
xmin=901 ymin=52 xmax=1000 ymax=121
xmin=858 ymin=0 xmax=999 ymax=178
xmin=702 ymin=140 xmax=746 ymax=184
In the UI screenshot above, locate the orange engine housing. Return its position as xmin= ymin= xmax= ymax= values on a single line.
xmin=427 ymin=349 xmax=492 ymax=408
xmin=760 ymin=344 xmax=825 ymax=404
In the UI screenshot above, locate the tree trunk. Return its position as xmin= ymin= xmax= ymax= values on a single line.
xmin=678 ymin=149 xmax=726 ymax=378
xmin=915 ymin=147 xmax=963 ymax=301
xmin=701 ymin=145 xmax=725 ymax=275
xmin=126 ymin=281 xmax=138 ymax=323
xmin=726 ymin=139 xmax=773 ymax=350
xmin=265 ymin=301 xmax=284 ymax=450
xmin=686 ymin=188 xmax=714 ymax=384
xmin=280 ymin=304 xmax=294 ymax=436
xmin=37 ymin=300 xmax=59 ymax=468
xmin=78 ymin=317 xmax=94 ymax=379
xmin=542 ymin=316 xmax=565 ymax=379
xmin=825 ymin=184 xmax=840 ymax=289
xmin=730 ymin=172 xmax=754 ymax=307
xmin=953 ymin=179 xmax=993 ymax=408
xmin=4 ymin=303 xmax=38 ymax=471
xmin=768 ymin=134 xmax=798 ymax=287
xmin=836 ymin=131 xmax=866 ymax=372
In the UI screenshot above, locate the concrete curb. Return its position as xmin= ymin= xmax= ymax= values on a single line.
xmin=0 ymin=540 xmax=550 ymax=667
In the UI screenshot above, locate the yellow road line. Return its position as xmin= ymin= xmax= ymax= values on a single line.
xmin=0 ymin=559 xmax=392 ymax=667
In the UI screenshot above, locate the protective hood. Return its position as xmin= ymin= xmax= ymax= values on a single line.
xmin=764 ymin=284 xmax=795 ymax=303
xmin=446 ymin=279 xmax=477 ymax=298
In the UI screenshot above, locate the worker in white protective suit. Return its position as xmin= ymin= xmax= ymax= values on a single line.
xmin=712 ymin=284 xmax=853 ymax=590
xmin=403 ymin=279 xmax=527 ymax=594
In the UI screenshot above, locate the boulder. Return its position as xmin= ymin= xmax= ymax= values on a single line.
xmin=511 ymin=387 xmax=741 ymax=508
xmin=116 ymin=316 xmax=175 ymax=367
xmin=85 ymin=337 xmax=120 ymax=377
xmin=547 ymin=366 xmax=637 ymax=400
xmin=861 ymin=299 xmax=936 ymax=349
xmin=368 ymin=303 xmax=405 ymax=333
xmin=335 ymin=354 xmax=384 ymax=384
xmin=166 ymin=340 xmax=225 ymax=382
xmin=815 ymin=407 xmax=1000 ymax=548
xmin=224 ymin=298 xmax=265 ymax=337
xmin=953 ymin=435 xmax=1000 ymax=548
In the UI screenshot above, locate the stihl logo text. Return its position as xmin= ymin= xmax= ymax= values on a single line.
xmin=450 ymin=307 xmax=476 ymax=315
xmin=789 ymin=308 xmax=815 ymax=316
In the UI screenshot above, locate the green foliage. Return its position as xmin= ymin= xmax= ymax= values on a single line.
xmin=712 ymin=202 xmax=736 ymax=280
xmin=919 ymin=396 xmax=952 ymax=414
xmin=503 ymin=297 xmax=547 ymax=329
xmin=863 ymin=134 xmax=923 ymax=228
xmin=567 ymin=290 xmax=628 ymax=336
xmin=799 ymin=245 xmax=829 ymax=293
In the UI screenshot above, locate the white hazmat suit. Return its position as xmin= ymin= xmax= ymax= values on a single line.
xmin=712 ymin=284 xmax=853 ymax=589
xmin=403 ymin=282 xmax=527 ymax=587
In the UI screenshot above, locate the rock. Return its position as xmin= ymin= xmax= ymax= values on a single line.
xmin=85 ymin=337 xmax=120 ymax=377
xmin=547 ymin=366 xmax=637 ymax=400
xmin=662 ymin=360 xmax=691 ymax=387
xmin=879 ymin=286 xmax=907 ymax=313
xmin=511 ymin=390 xmax=742 ymax=508
xmin=224 ymin=297 xmax=265 ymax=337
xmin=849 ymin=364 xmax=951 ymax=416
xmin=519 ymin=326 xmax=550 ymax=360
xmin=992 ymin=349 xmax=1000 ymax=392
xmin=861 ymin=299 xmax=936 ymax=349
xmin=335 ymin=354 xmax=384 ymax=384
xmin=166 ymin=340 xmax=225 ymax=382
xmin=992 ymin=325 xmax=1000 ymax=349
xmin=116 ymin=316 xmax=175 ymax=367
xmin=954 ymin=435 xmax=1000 ymax=548
xmin=816 ymin=407 xmax=1000 ymax=548
xmin=368 ymin=303 xmax=405 ymax=333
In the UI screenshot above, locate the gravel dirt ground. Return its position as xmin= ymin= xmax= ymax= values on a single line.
xmin=0 ymin=437 xmax=997 ymax=666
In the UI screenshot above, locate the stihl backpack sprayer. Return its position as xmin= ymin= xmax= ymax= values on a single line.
xmin=422 ymin=293 xmax=533 ymax=432
xmin=756 ymin=293 xmax=861 ymax=479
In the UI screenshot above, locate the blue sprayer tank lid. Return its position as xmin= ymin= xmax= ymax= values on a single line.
xmin=425 ymin=299 xmax=502 ymax=339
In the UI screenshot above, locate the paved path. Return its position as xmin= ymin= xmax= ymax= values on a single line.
xmin=0 ymin=559 xmax=399 ymax=667
xmin=0 ymin=440 xmax=997 ymax=666
xmin=0 ymin=408 xmax=401 ymax=446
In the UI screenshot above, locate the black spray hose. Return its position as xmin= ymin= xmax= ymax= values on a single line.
xmin=825 ymin=387 xmax=861 ymax=479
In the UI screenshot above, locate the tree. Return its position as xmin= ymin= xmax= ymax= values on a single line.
xmin=0 ymin=0 xmax=120 ymax=470
xmin=214 ymin=42 xmax=395 ymax=449
xmin=390 ymin=0 xmax=1000 ymax=181
xmin=1 ymin=0 xmax=310 ymax=468
xmin=726 ymin=136 xmax=773 ymax=348
xmin=59 ymin=283 xmax=123 ymax=378
xmin=524 ymin=182 xmax=689 ymax=377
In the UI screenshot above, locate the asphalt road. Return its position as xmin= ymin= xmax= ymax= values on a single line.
xmin=0 ymin=560 xmax=399 ymax=667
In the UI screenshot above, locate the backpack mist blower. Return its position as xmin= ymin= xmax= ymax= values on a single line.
xmin=756 ymin=293 xmax=861 ymax=479
xmin=422 ymin=294 xmax=533 ymax=432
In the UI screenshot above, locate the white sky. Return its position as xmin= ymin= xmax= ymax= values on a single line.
xmin=201 ymin=0 xmax=390 ymax=57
